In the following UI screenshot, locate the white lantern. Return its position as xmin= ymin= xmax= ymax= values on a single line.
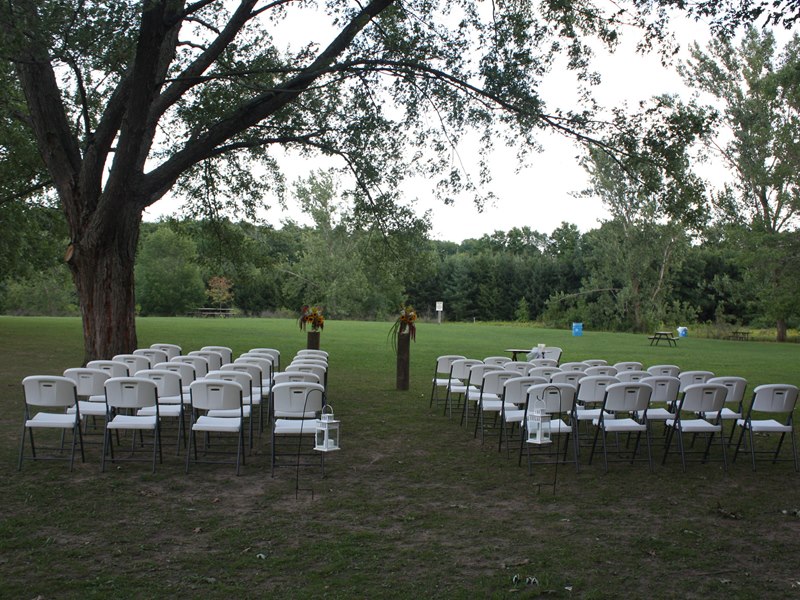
xmin=314 ymin=405 xmax=340 ymax=452
xmin=526 ymin=398 xmax=552 ymax=445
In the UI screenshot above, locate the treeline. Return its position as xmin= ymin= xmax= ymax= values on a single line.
xmin=3 ymin=203 xmax=796 ymax=335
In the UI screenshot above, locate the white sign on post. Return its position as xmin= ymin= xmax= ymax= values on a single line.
xmin=436 ymin=301 xmax=443 ymax=324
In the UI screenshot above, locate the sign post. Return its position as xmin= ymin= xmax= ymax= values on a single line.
xmin=436 ymin=301 xmax=443 ymax=324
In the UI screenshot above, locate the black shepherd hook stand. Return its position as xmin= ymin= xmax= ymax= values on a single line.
xmin=295 ymin=388 xmax=319 ymax=500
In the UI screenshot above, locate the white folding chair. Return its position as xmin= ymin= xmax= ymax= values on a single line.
xmin=102 ymin=377 xmax=162 ymax=473
xmin=430 ymin=355 xmax=466 ymax=408
xmin=188 ymin=350 xmax=224 ymax=372
xmin=187 ymin=379 xmax=245 ymax=475
xmin=734 ymin=384 xmax=798 ymax=471
xmin=613 ymin=361 xmax=644 ymax=372
xmin=663 ymin=383 xmax=729 ymax=472
xmin=271 ymin=381 xmax=326 ymax=476
xmin=136 ymin=369 xmax=186 ymax=454
xmin=589 ymin=382 xmax=653 ymax=472
xmin=18 ymin=376 xmax=84 ymax=471
xmin=647 ymin=364 xmax=681 ymax=377
xmin=249 ymin=348 xmax=281 ymax=372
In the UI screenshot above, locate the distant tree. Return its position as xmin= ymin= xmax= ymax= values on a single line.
xmin=135 ymin=228 xmax=204 ymax=316
xmin=682 ymin=27 xmax=800 ymax=338
xmin=206 ymin=275 xmax=233 ymax=308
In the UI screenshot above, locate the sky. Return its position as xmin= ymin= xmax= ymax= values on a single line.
xmin=142 ymin=9 xmax=734 ymax=243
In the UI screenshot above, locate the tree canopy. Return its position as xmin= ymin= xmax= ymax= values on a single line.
xmin=1 ymin=0 xmax=794 ymax=359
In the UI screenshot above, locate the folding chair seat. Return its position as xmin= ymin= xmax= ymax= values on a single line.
xmin=460 ymin=363 xmax=504 ymax=427
xmin=249 ymin=348 xmax=281 ymax=372
xmin=18 ymin=376 xmax=84 ymax=471
xmin=187 ymin=379 xmax=245 ymax=475
xmin=188 ymin=350 xmax=224 ymax=372
xmin=559 ymin=362 xmax=590 ymax=372
xmin=734 ymin=384 xmax=798 ymax=471
xmin=102 ymin=377 xmax=162 ymax=473
xmin=112 ymin=354 xmax=151 ymax=374
xmin=589 ymin=382 xmax=653 ymax=472
xmin=616 ymin=370 xmax=650 ymax=383
xmin=443 ymin=359 xmax=482 ymax=418
xmin=271 ymin=381 xmax=326 ymax=476
xmin=498 ymin=376 xmax=549 ymax=454
xmin=202 ymin=345 xmax=233 ymax=364
xmin=613 ymin=361 xmax=644 ymax=372
xmin=663 ymin=383 xmax=729 ymax=472
xmin=133 ymin=348 xmax=169 ymax=366
xmin=584 ymin=365 xmax=618 ymax=377
xmin=474 ymin=370 xmax=520 ymax=444
xmin=647 ymin=364 xmax=681 ymax=377
xmin=150 ymin=343 xmax=182 ymax=360
xmin=520 ymin=382 xmax=579 ymax=472
xmin=135 ymin=369 xmax=186 ymax=454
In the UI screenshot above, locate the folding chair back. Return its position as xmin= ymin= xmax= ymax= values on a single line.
xmin=679 ymin=383 xmax=728 ymax=414
xmin=202 ymin=346 xmax=233 ymax=364
xmin=678 ymin=370 xmax=715 ymax=392
xmin=112 ymin=354 xmax=151 ymax=374
xmin=171 ymin=355 xmax=209 ymax=378
xmin=188 ymin=350 xmax=223 ymax=372
xmin=584 ymin=365 xmax=618 ymax=377
xmin=86 ymin=360 xmax=129 ymax=377
xmin=271 ymin=381 xmax=325 ymax=418
xmin=616 ymin=370 xmax=650 ymax=383
xmin=150 ymin=343 xmax=182 ymax=359
xmin=613 ymin=361 xmax=644 ymax=372
xmin=647 ymin=364 xmax=681 ymax=377
xmin=133 ymin=348 xmax=168 ymax=365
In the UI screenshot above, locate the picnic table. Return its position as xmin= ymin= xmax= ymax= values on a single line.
xmin=193 ymin=307 xmax=235 ymax=318
xmin=648 ymin=331 xmax=677 ymax=347
xmin=728 ymin=330 xmax=751 ymax=341
xmin=505 ymin=348 xmax=533 ymax=361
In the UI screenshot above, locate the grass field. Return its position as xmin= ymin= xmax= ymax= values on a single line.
xmin=1 ymin=316 xmax=799 ymax=598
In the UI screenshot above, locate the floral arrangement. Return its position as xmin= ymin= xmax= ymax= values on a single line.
xmin=389 ymin=303 xmax=417 ymax=351
xmin=299 ymin=305 xmax=325 ymax=332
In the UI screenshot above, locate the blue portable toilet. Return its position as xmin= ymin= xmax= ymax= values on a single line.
xmin=572 ymin=322 xmax=583 ymax=337
xmin=677 ymin=326 xmax=688 ymax=338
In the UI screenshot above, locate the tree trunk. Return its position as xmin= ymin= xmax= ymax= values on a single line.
xmin=68 ymin=204 xmax=142 ymax=364
xmin=777 ymin=319 xmax=787 ymax=342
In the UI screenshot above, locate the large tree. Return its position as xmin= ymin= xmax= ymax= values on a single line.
xmin=0 ymin=0 xmax=765 ymax=361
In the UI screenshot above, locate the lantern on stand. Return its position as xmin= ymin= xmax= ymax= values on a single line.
xmin=526 ymin=397 xmax=552 ymax=445
xmin=314 ymin=405 xmax=340 ymax=452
